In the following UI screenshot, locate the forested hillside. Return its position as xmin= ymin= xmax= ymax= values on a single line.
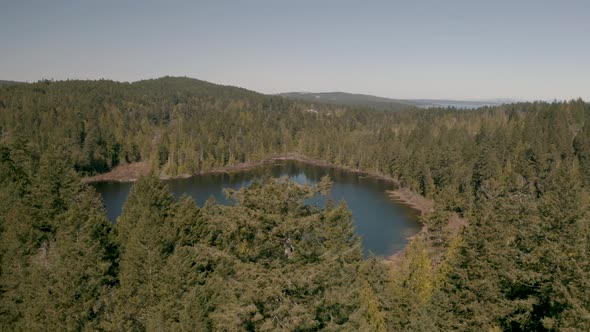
xmin=1 ymin=77 xmax=589 ymax=330
xmin=0 ymin=80 xmax=24 ymax=87
xmin=278 ymin=91 xmax=500 ymax=110
xmin=278 ymin=91 xmax=416 ymax=111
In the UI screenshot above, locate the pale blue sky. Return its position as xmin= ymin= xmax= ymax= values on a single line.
xmin=1 ymin=0 xmax=589 ymax=100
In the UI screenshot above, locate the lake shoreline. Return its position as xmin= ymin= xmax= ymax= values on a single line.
xmin=82 ymin=153 xmax=400 ymax=185
xmin=82 ymin=153 xmax=435 ymax=260
xmin=82 ymin=153 xmax=431 ymax=213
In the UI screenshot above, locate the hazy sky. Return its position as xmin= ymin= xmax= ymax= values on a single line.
xmin=1 ymin=0 xmax=589 ymax=100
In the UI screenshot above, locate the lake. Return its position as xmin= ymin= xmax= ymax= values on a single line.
xmin=91 ymin=160 xmax=421 ymax=257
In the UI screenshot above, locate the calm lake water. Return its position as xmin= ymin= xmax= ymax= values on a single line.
xmin=92 ymin=160 xmax=421 ymax=257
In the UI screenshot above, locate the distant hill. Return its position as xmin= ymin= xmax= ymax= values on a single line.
xmin=278 ymin=92 xmax=416 ymax=111
xmin=0 ymin=78 xmax=506 ymax=110
xmin=131 ymin=76 xmax=267 ymax=99
xmin=0 ymin=80 xmax=25 ymax=87
xmin=278 ymin=92 xmax=505 ymax=110
xmin=409 ymin=99 xmax=507 ymax=109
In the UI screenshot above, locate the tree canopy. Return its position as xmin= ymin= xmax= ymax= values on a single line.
xmin=1 ymin=78 xmax=589 ymax=330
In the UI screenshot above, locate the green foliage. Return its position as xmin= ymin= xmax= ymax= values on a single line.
xmin=359 ymin=280 xmax=387 ymax=332
xmin=0 ymin=141 xmax=116 ymax=330
xmin=100 ymin=175 xmax=364 ymax=330
xmin=1 ymin=79 xmax=589 ymax=330
xmin=389 ymin=236 xmax=434 ymax=330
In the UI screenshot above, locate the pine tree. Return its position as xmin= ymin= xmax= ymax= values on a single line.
xmin=389 ymin=236 xmax=434 ymax=329
xmin=24 ymin=188 xmax=116 ymax=330
xmin=107 ymin=174 xmax=175 ymax=330
xmin=358 ymin=280 xmax=387 ymax=332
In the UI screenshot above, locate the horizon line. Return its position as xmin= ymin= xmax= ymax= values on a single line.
xmin=2 ymin=75 xmax=587 ymax=104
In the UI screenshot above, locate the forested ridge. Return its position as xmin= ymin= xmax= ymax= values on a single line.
xmin=1 ymin=77 xmax=589 ymax=330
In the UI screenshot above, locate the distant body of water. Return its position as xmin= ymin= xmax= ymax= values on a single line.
xmin=92 ymin=160 xmax=421 ymax=257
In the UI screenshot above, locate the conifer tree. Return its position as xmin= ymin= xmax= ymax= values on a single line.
xmin=108 ymin=174 xmax=175 ymax=330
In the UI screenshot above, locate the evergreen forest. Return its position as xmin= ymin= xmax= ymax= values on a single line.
xmin=1 ymin=77 xmax=589 ymax=331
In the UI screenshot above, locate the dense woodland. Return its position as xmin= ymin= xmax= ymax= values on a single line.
xmin=0 ymin=77 xmax=589 ymax=331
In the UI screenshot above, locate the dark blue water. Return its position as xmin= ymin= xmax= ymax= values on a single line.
xmin=92 ymin=160 xmax=421 ymax=257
